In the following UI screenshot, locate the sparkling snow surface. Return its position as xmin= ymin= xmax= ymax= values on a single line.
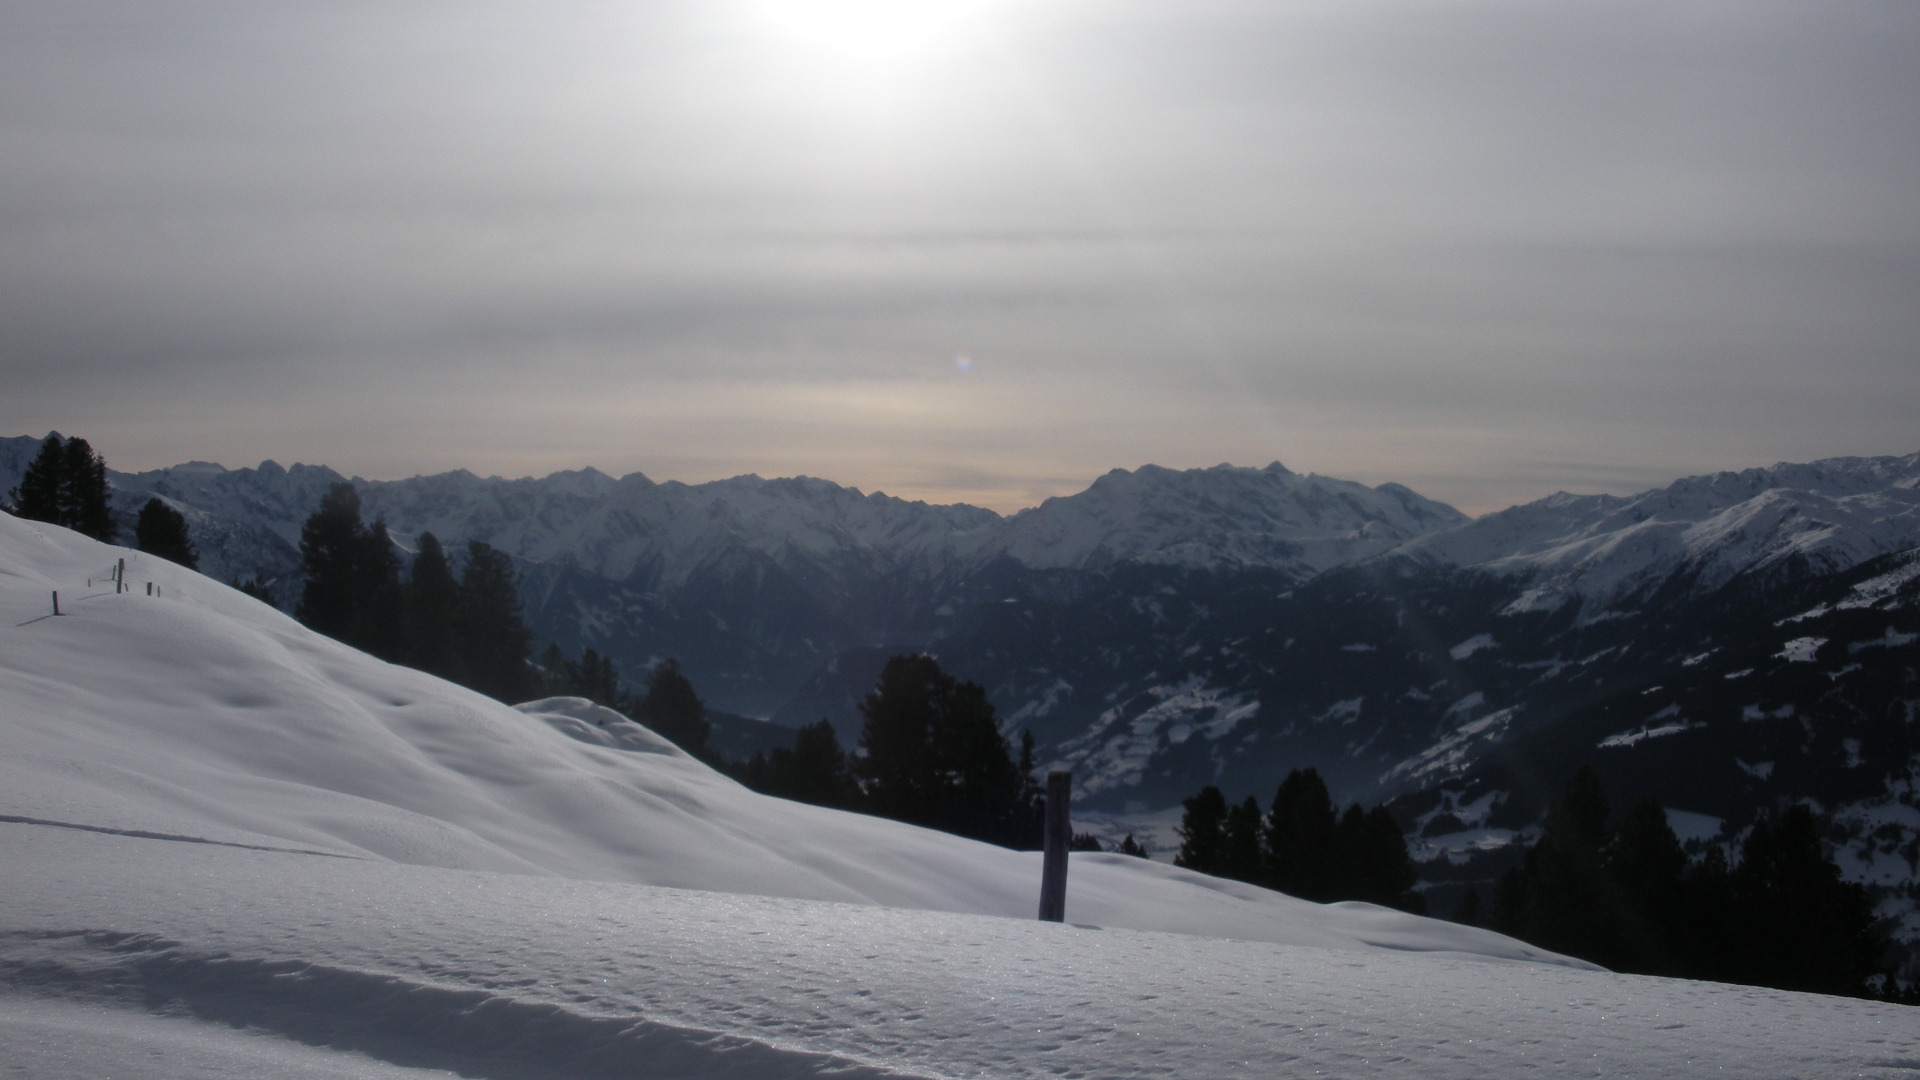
xmin=3 ymin=514 xmax=1917 ymax=1078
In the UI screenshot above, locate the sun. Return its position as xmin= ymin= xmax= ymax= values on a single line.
xmin=744 ymin=0 xmax=1003 ymax=65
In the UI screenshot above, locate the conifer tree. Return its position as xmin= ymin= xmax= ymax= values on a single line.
xmin=855 ymin=654 xmax=1024 ymax=843
xmin=233 ymin=577 xmax=279 ymax=607
xmin=61 ymin=436 xmax=115 ymax=542
xmin=1729 ymin=806 xmax=1883 ymax=996
xmin=1605 ymin=796 xmax=1688 ymax=974
xmin=1265 ymin=768 xmax=1339 ymax=900
xmin=298 ymin=482 xmax=376 ymax=645
xmin=783 ymin=718 xmax=858 ymax=808
xmin=1501 ymin=765 xmax=1626 ymax=966
xmin=7 ymin=433 xmax=115 ymax=541
xmin=9 ymin=435 xmax=65 ymax=524
xmin=404 ymin=532 xmax=461 ymax=680
xmin=135 ymin=498 xmax=198 ymax=569
xmin=638 ymin=657 xmax=709 ymax=755
xmin=1222 ymin=795 xmax=1267 ymax=884
xmin=1337 ymin=803 xmax=1423 ymax=912
xmin=570 ymin=648 xmax=624 ymax=709
xmin=455 ymin=540 xmax=533 ymax=702
xmin=1175 ymin=785 xmax=1229 ymax=874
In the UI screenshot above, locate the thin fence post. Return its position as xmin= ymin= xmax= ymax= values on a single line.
xmin=146 ymin=582 xmax=152 ymax=596
xmin=116 ymin=557 xmax=125 ymax=594
xmin=51 ymin=590 xmax=60 ymax=616
xmin=1039 ymin=770 xmax=1072 ymax=922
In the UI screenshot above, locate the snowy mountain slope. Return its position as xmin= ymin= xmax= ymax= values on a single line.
xmin=8 ymin=435 xmax=1919 ymax=835
xmin=1392 ymin=453 xmax=1920 ymax=609
xmin=0 ymin=436 xmax=1478 ymax=714
xmin=7 ymin=824 xmax=1915 ymax=1080
xmin=5 ymin=519 xmax=1917 ymax=1079
xmin=1395 ymin=544 xmax=1920 ymax=966
xmin=0 ymin=509 xmax=1559 ymax=960
xmin=986 ymin=462 xmax=1468 ymax=574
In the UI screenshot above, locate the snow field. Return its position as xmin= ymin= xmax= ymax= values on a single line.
xmin=4 ymin=512 xmax=1918 ymax=1077
xmin=9 ymin=825 xmax=1918 ymax=1080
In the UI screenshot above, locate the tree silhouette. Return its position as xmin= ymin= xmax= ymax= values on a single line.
xmin=135 ymin=498 xmax=198 ymax=569
xmin=297 ymin=482 xmax=402 ymax=660
xmin=455 ymin=540 xmax=533 ymax=702
xmin=637 ymin=658 xmax=709 ymax=756
xmin=8 ymin=433 xmax=115 ymax=542
xmin=1175 ymin=785 xmax=1229 ymax=874
xmin=1265 ymin=768 xmax=1339 ymax=901
xmin=854 ymin=654 xmax=1032 ymax=846
xmin=404 ymin=532 xmax=461 ymax=681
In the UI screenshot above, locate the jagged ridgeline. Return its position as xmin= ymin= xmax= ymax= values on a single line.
xmin=3 ymin=435 xmax=1917 ymax=970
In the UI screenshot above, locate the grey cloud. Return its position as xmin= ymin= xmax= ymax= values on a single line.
xmin=1 ymin=0 xmax=1914 ymax=513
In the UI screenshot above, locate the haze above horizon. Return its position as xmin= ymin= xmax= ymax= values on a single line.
xmin=4 ymin=1 xmax=1915 ymax=517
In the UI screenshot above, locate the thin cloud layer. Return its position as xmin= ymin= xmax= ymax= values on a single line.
xmin=2 ymin=0 xmax=1915 ymax=513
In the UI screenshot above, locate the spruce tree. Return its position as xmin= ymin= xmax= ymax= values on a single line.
xmin=1338 ymin=804 xmax=1423 ymax=912
xmin=1605 ymin=796 xmax=1688 ymax=974
xmin=1728 ymin=806 xmax=1884 ymax=996
xmin=7 ymin=433 xmax=114 ymax=541
xmin=638 ymin=657 xmax=709 ymax=755
xmin=854 ymin=654 xmax=1022 ymax=842
xmin=1222 ymin=796 xmax=1266 ymax=884
xmin=298 ymin=482 xmax=374 ymax=645
xmin=405 ymin=532 xmax=461 ymax=680
xmin=1509 ymin=765 xmax=1627 ymax=967
xmin=535 ymin=642 xmax=569 ymax=696
xmin=9 ymin=435 xmax=65 ymax=524
xmin=135 ymin=498 xmax=198 ymax=569
xmin=570 ymin=648 xmax=624 ymax=709
xmin=61 ymin=437 xmax=115 ymax=542
xmin=1265 ymin=768 xmax=1339 ymax=900
xmin=784 ymin=718 xmax=858 ymax=808
xmin=455 ymin=540 xmax=533 ymax=702
xmin=1175 ymin=785 xmax=1229 ymax=875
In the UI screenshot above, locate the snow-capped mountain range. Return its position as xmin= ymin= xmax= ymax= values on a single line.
xmin=5 ymin=435 xmax=1919 ymax=968
xmin=3 ymin=435 xmax=1915 ymax=773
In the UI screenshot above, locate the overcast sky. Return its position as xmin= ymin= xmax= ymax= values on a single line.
xmin=3 ymin=0 xmax=1915 ymax=514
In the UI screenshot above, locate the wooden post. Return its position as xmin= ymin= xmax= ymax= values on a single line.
xmin=116 ymin=557 xmax=125 ymax=594
xmin=51 ymin=591 xmax=60 ymax=616
xmin=146 ymin=582 xmax=153 ymax=596
xmin=1038 ymin=769 xmax=1071 ymax=922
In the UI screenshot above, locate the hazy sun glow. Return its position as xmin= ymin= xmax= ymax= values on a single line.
xmin=745 ymin=0 xmax=1003 ymax=64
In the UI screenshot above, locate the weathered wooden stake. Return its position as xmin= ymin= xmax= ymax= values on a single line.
xmin=1038 ymin=769 xmax=1072 ymax=922
xmin=146 ymin=582 xmax=153 ymax=596
xmin=51 ymin=590 xmax=60 ymax=616
xmin=116 ymin=557 xmax=125 ymax=594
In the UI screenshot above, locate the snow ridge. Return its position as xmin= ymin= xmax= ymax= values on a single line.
xmin=1393 ymin=452 xmax=1920 ymax=605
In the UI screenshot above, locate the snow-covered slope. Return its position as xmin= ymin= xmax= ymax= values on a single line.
xmin=0 ymin=509 xmax=1548 ymax=959
xmin=989 ymin=462 xmax=1467 ymax=574
xmin=1393 ymin=453 xmax=1920 ymax=608
xmin=6 ymin=512 xmax=1915 ymax=1079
